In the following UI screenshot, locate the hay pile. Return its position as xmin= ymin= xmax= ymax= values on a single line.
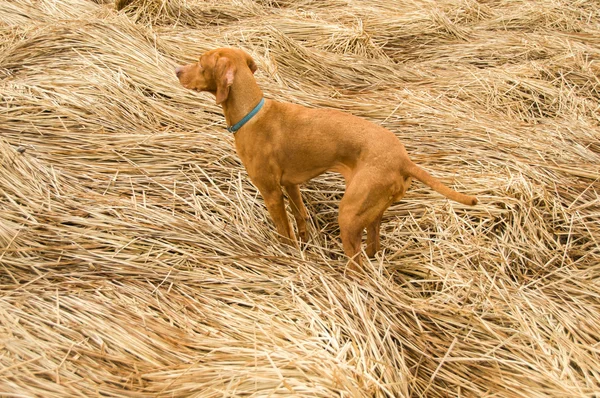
xmin=1 ymin=0 xmax=599 ymax=396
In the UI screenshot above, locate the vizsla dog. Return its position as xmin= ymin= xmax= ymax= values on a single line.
xmin=175 ymin=48 xmax=477 ymax=267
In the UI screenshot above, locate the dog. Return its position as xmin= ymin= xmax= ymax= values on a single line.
xmin=175 ymin=48 xmax=477 ymax=268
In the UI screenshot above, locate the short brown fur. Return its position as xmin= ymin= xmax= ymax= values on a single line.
xmin=176 ymin=48 xmax=477 ymax=268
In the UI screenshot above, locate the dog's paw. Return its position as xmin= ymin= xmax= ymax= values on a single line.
xmin=298 ymin=229 xmax=309 ymax=243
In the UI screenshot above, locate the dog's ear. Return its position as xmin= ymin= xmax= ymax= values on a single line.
xmin=214 ymin=56 xmax=235 ymax=104
xmin=246 ymin=54 xmax=258 ymax=74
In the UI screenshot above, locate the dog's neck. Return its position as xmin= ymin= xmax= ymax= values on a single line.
xmin=220 ymin=73 xmax=264 ymax=130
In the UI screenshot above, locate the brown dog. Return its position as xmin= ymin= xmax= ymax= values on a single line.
xmin=176 ymin=48 xmax=477 ymax=266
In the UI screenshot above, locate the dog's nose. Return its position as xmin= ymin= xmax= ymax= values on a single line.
xmin=175 ymin=66 xmax=183 ymax=78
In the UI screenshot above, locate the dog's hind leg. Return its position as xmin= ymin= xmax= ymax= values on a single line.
xmin=366 ymin=212 xmax=384 ymax=258
xmin=338 ymin=173 xmax=394 ymax=268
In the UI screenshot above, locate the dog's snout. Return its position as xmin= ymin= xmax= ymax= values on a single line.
xmin=175 ymin=66 xmax=183 ymax=78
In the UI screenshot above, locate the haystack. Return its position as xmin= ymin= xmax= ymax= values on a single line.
xmin=1 ymin=0 xmax=599 ymax=396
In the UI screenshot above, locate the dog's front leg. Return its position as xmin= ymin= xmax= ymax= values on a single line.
xmin=254 ymin=182 xmax=297 ymax=248
xmin=284 ymin=184 xmax=309 ymax=243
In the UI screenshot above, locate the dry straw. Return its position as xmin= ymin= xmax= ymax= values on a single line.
xmin=1 ymin=0 xmax=599 ymax=396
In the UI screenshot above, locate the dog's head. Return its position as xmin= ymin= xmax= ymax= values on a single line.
xmin=175 ymin=48 xmax=257 ymax=104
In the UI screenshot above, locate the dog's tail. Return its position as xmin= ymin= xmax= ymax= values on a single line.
xmin=407 ymin=162 xmax=477 ymax=206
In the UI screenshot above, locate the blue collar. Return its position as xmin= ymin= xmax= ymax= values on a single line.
xmin=226 ymin=98 xmax=265 ymax=134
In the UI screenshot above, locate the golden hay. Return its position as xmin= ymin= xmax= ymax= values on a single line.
xmin=1 ymin=0 xmax=599 ymax=396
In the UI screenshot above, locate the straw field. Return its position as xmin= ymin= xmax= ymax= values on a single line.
xmin=1 ymin=0 xmax=599 ymax=396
